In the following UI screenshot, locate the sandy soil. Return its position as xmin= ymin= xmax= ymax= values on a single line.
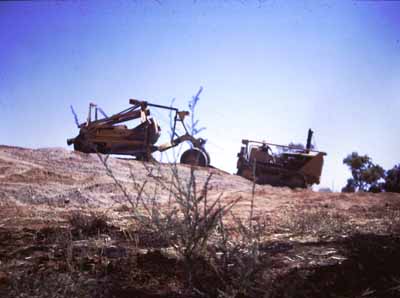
xmin=1 ymin=145 xmax=400 ymax=297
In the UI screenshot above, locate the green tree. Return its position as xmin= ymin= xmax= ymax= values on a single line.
xmin=342 ymin=152 xmax=385 ymax=192
xmin=342 ymin=178 xmax=356 ymax=193
xmin=384 ymin=164 xmax=400 ymax=193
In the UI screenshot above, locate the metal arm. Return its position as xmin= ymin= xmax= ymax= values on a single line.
xmin=81 ymin=103 xmax=149 ymax=128
xmin=129 ymin=99 xmax=189 ymax=120
xmin=130 ymin=98 xmax=190 ymax=142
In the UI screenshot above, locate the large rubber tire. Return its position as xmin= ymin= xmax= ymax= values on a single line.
xmin=73 ymin=137 xmax=90 ymax=153
xmin=180 ymin=148 xmax=210 ymax=167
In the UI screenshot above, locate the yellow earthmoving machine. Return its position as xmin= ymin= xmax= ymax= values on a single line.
xmin=236 ymin=129 xmax=326 ymax=188
xmin=67 ymin=99 xmax=210 ymax=166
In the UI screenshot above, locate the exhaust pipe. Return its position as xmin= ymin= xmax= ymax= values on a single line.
xmin=306 ymin=129 xmax=313 ymax=152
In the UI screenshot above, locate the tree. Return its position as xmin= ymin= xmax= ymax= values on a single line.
xmin=384 ymin=164 xmax=400 ymax=193
xmin=342 ymin=178 xmax=356 ymax=193
xmin=342 ymin=152 xmax=385 ymax=192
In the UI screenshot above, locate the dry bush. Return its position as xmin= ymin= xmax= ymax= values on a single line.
xmin=98 ymin=154 xmax=269 ymax=297
xmin=213 ymin=190 xmax=269 ymax=297
xmin=136 ymin=164 xmax=242 ymax=293
xmin=68 ymin=211 xmax=110 ymax=239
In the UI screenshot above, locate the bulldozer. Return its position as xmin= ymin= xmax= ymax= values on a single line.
xmin=67 ymin=99 xmax=210 ymax=167
xmin=236 ymin=129 xmax=326 ymax=188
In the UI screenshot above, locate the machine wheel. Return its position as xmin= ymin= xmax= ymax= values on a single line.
xmin=73 ymin=141 xmax=82 ymax=152
xmin=73 ymin=134 xmax=96 ymax=153
xmin=180 ymin=148 xmax=210 ymax=167
xmin=73 ymin=137 xmax=89 ymax=153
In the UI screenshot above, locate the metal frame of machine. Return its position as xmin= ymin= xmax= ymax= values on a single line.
xmin=236 ymin=129 xmax=327 ymax=188
xmin=67 ymin=100 xmax=327 ymax=188
xmin=67 ymin=99 xmax=210 ymax=166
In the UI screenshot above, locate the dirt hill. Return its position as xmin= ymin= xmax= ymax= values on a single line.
xmin=1 ymin=145 xmax=400 ymax=297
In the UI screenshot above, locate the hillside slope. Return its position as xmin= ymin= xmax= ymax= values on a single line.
xmin=1 ymin=145 xmax=400 ymax=297
xmin=1 ymin=145 xmax=399 ymax=217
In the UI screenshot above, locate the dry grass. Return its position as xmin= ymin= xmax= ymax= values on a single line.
xmin=278 ymin=209 xmax=352 ymax=239
xmin=68 ymin=211 xmax=110 ymax=238
xmin=96 ymin=154 xmax=270 ymax=297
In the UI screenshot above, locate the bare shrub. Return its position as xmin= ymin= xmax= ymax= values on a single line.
xmin=68 ymin=211 xmax=110 ymax=239
xmin=97 ymin=153 xmax=269 ymax=296
xmin=138 ymin=163 xmax=268 ymax=297
xmin=213 ymin=179 xmax=269 ymax=298
xmin=139 ymin=164 xmax=242 ymax=292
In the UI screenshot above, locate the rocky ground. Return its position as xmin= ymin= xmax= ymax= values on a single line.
xmin=1 ymin=145 xmax=400 ymax=298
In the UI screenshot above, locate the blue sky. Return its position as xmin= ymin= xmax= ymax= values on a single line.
xmin=0 ymin=0 xmax=399 ymax=190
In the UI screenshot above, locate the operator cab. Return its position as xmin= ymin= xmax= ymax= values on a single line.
xmin=249 ymin=144 xmax=274 ymax=164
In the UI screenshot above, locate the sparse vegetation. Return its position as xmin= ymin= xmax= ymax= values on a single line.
xmin=68 ymin=211 xmax=110 ymax=238
xmin=280 ymin=209 xmax=351 ymax=238
xmin=2 ymin=147 xmax=400 ymax=298
xmin=187 ymin=86 xmax=206 ymax=138
xmin=101 ymin=156 xmax=266 ymax=297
